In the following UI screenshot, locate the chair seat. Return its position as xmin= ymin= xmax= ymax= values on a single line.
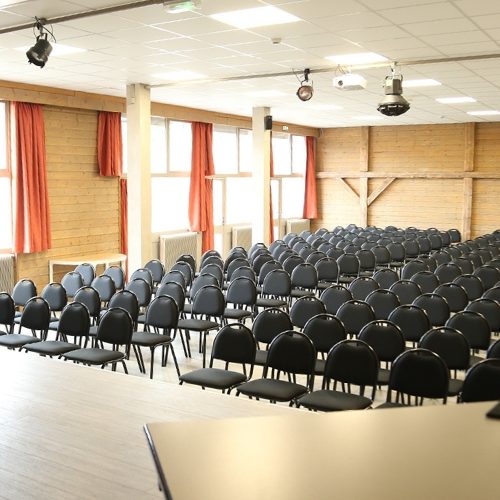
xmin=470 ymin=355 xmax=484 ymax=366
xmin=448 ymin=378 xmax=463 ymax=396
xmin=24 ymin=340 xmax=80 ymax=356
xmin=0 ymin=334 xmax=41 ymax=348
xmin=183 ymin=303 xmax=193 ymax=315
xmin=314 ymin=358 xmax=326 ymax=375
xmin=317 ymin=282 xmax=334 ymax=290
xmin=88 ymin=325 xmax=98 ymax=337
xmin=179 ymin=368 xmax=247 ymax=390
xmin=137 ymin=314 xmax=146 ymax=324
xmin=255 ymin=297 xmax=288 ymax=309
xmin=376 ymin=401 xmax=408 ymax=409
xmin=290 ymin=289 xmax=315 ymax=298
xmin=237 ymin=378 xmax=308 ymax=402
xmin=64 ymin=347 xmax=125 ymax=365
xmin=132 ymin=331 xmax=173 ymax=347
xmin=177 ymin=318 xmax=220 ymax=332
xmin=254 ymin=349 xmax=268 ymax=366
xmin=223 ymin=308 xmax=253 ymax=321
xmin=377 ymin=368 xmax=391 ymax=385
xmin=48 ymin=320 xmax=59 ymax=331
xmin=298 ymin=389 xmax=372 ymax=412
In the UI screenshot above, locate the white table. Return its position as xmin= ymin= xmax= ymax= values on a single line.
xmin=0 ymin=349 xmax=292 ymax=500
xmin=145 ymin=401 xmax=500 ymax=500
xmin=48 ymin=252 xmax=126 ymax=282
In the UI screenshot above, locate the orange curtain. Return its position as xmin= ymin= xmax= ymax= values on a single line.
xmin=269 ymin=135 xmax=274 ymax=243
xmin=303 ymin=136 xmax=318 ymax=219
xmin=14 ymin=102 xmax=51 ymax=254
xmin=189 ymin=122 xmax=214 ymax=252
xmin=97 ymin=111 xmax=122 ymax=177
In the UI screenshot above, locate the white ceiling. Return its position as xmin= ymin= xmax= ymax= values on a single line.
xmin=2 ymin=0 xmax=500 ymax=128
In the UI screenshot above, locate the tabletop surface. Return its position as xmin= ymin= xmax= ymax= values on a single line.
xmin=145 ymin=400 xmax=500 ymax=500
xmin=0 ymin=349 xmax=292 ymax=500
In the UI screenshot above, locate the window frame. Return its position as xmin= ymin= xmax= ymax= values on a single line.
xmin=0 ymin=101 xmax=13 ymax=253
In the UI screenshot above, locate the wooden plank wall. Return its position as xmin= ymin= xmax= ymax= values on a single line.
xmin=314 ymin=122 xmax=500 ymax=238
xmin=16 ymin=106 xmax=120 ymax=289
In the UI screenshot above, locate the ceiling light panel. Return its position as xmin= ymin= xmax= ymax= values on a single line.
xmin=209 ymin=6 xmax=301 ymax=29
xmin=403 ymin=79 xmax=442 ymax=88
xmin=436 ymin=97 xmax=476 ymax=104
xmin=467 ymin=110 xmax=500 ymax=116
xmin=325 ymin=52 xmax=388 ymax=65
xmin=152 ymin=70 xmax=206 ymax=80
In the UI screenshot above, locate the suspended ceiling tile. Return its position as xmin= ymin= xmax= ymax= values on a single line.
xmin=379 ymin=3 xmax=464 ymax=24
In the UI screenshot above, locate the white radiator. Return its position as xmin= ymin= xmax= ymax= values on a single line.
xmin=286 ymin=219 xmax=310 ymax=235
xmin=232 ymin=225 xmax=252 ymax=251
xmin=0 ymin=254 xmax=15 ymax=293
xmin=159 ymin=232 xmax=200 ymax=272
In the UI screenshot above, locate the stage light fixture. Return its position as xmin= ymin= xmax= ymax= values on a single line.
xmin=26 ymin=18 xmax=55 ymax=68
xmin=296 ymin=68 xmax=313 ymax=101
xmin=377 ymin=67 xmax=410 ymax=117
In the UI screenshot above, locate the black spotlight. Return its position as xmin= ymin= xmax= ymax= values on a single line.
xmin=296 ymin=68 xmax=313 ymax=102
xmin=26 ymin=19 xmax=54 ymax=68
xmin=377 ymin=71 xmax=410 ymax=117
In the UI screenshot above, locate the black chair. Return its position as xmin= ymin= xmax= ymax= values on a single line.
xmin=435 ymin=262 xmax=462 ymax=284
xmin=371 ymin=245 xmax=391 ymax=270
xmin=446 ymin=310 xmax=491 ymax=364
xmin=177 ymin=285 xmax=225 ymax=367
xmin=303 ymin=313 xmax=347 ymax=375
xmin=61 ymin=271 xmax=84 ymax=298
xmin=91 ymin=275 xmax=116 ymax=307
xmin=453 ymin=274 xmax=484 ymax=301
xmin=223 ymin=277 xmax=257 ymax=324
xmin=130 ymin=268 xmax=154 ymax=289
xmin=176 ymin=254 xmax=196 ymax=274
xmin=466 ymin=298 xmax=500 ymax=334
xmin=255 ymin=269 xmax=291 ymax=312
xmin=387 ymin=242 xmax=406 ymax=270
xmin=230 ymin=265 xmax=256 ymax=284
xmin=389 ymin=279 xmax=422 ymax=305
xmin=358 ymin=320 xmax=405 ymax=386
xmin=448 ymin=228 xmax=461 ymax=243
xmin=41 ymin=282 xmax=68 ymax=322
xmin=419 ymin=326 xmax=470 ymax=397
xmin=155 ymin=281 xmax=185 ymax=317
xmin=179 ymin=323 xmax=256 ymax=393
xmin=459 ymin=359 xmax=500 ymax=402
xmin=144 ymin=259 xmax=165 ymax=286
xmin=487 ymin=339 xmax=500 ymax=359
xmin=410 ymin=271 xmax=440 ymax=294
xmin=412 ymin=293 xmax=450 ymax=327
xmin=433 ymin=283 xmax=468 ymax=313
xmin=320 ymin=284 xmax=352 ymax=315
xmin=0 ymin=292 xmax=15 ymax=335
xmin=402 ymin=239 xmax=420 ymax=262
xmin=482 ymin=286 xmax=500 ymax=302
xmin=306 ymin=251 xmax=327 ymax=267
xmin=401 ymin=259 xmax=428 ymax=280
xmin=290 ymin=263 xmax=318 ymax=299
xmin=226 ymin=257 xmax=251 ymax=282
xmin=0 ymin=297 xmax=50 ymax=349
xmin=71 ymin=286 xmax=101 ymax=327
xmin=103 ymin=265 xmax=125 ymax=290
xmin=336 ymin=253 xmax=360 ymax=284
xmin=336 ymin=300 xmax=376 ymax=338
xmin=252 ymin=307 xmax=292 ymax=367
xmin=452 ymin=257 xmax=473 ymax=275
xmin=200 ymin=253 xmax=223 ymax=270
xmin=236 ymin=331 xmax=316 ymax=405
xmin=289 ymin=296 xmax=326 ymax=330
xmin=388 ymin=304 xmax=431 ymax=345
xmin=12 ymin=278 xmax=36 ymax=320
xmin=200 ymin=263 xmax=224 ymax=287
xmin=171 ymin=260 xmax=194 ymax=289
xmin=297 ymin=340 xmax=379 ymax=412
xmin=23 ymin=301 xmax=90 ymax=357
xmin=377 ymin=349 xmax=449 ymax=408
xmin=282 ymin=254 xmax=305 ymax=276
xmin=355 ymin=249 xmax=376 ymax=277
xmin=74 ymin=263 xmax=96 ymax=286
xmin=131 ymin=295 xmax=180 ymax=379
xmin=372 ymin=268 xmax=399 ymax=290
xmin=160 ymin=270 xmax=187 ymax=291
xmin=63 ymin=307 xmax=133 ymax=373
xmin=348 ymin=277 xmax=379 ymax=301
xmin=365 ymin=289 xmax=400 ymax=320
xmin=125 ymin=277 xmax=152 ymax=311
xmin=315 ymin=257 xmax=339 ymax=290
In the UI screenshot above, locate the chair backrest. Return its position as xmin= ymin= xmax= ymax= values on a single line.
xmin=210 ymin=323 xmax=256 ymax=377
xmin=129 ymin=268 xmax=153 ymax=288
xmin=315 ymin=257 xmax=338 ymax=283
xmin=358 ymin=320 xmax=405 ymax=363
xmin=289 ymin=296 xmax=326 ymax=329
xmin=412 ymin=293 xmax=450 ymax=327
xmin=306 ymin=251 xmax=327 ymax=266
xmin=348 ymin=277 xmax=379 ymax=301
xmin=388 ymin=304 xmax=430 ymax=343
xmin=336 ymin=300 xmax=376 ymax=338
xmin=302 ymin=313 xmax=346 ymax=355
xmin=261 ymin=269 xmax=291 ymax=297
xmin=61 ymin=271 xmax=84 ymax=297
xmin=90 ymin=275 xmax=116 ymax=304
xmin=189 ymin=273 xmax=220 ymax=301
xmin=401 ymin=259 xmax=428 ymax=280
xmin=201 ymin=250 xmax=222 ymax=268
xmin=226 ymin=277 xmax=257 ymax=307
xmin=12 ymin=278 xmax=37 ymax=307
xmin=402 ymin=239 xmax=420 ymax=259
xmin=433 ymin=283 xmax=468 ymax=313
xmin=452 ymin=257 xmax=474 ymax=275
xmin=290 ymin=263 xmax=318 ymax=290
xmin=230 ymin=266 xmax=256 ymax=283
xmin=487 ymin=339 xmax=500 ymax=359
xmin=386 ymin=348 xmax=449 ymax=405
xmin=389 ymin=280 xmax=422 ymax=305
xmin=473 ymin=265 xmax=500 ymax=290
xmin=19 ymin=297 xmax=51 ymax=334
xmin=96 ymin=307 xmax=133 ymax=346
xmin=224 ymin=250 xmax=248 ymax=273
xmin=460 ymin=359 xmax=500 ymax=403
xmin=453 ymin=273 xmax=484 ymax=301
xmin=199 ymin=263 xmax=223 ymax=286
xmin=74 ymin=263 xmax=96 ymax=287
xmin=144 ymin=295 xmax=179 ymax=331
xmin=410 ymin=271 xmax=440 ymax=294
xmin=323 ymin=339 xmax=379 ymax=393
xmin=448 ymin=228 xmax=461 ymax=243
xmin=171 ymin=261 xmax=194 ymax=288
xmin=445 ymin=310 xmax=491 ymax=351
xmin=482 ymin=286 xmax=500 ymax=302
xmin=387 ymin=242 xmax=406 ymax=263
xmin=0 ymin=292 xmax=15 ymax=334
xmin=108 ymin=290 xmax=139 ymax=325
xmin=41 ymin=282 xmax=68 ymax=313
xmin=155 ymin=281 xmax=185 ymax=313
xmin=258 ymin=260 xmax=282 ymax=284
xmin=282 ymin=255 xmax=305 ymax=275
xmin=73 ymin=286 xmax=101 ymax=322
xmin=372 ymin=268 xmax=399 ymax=289
xmin=431 ymin=251 xmax=452 ymax=266
xmin=320 ymin=284 xmax=352 ymax=315
xmin=365 ymin=289 xmax=400 ymax=320
xmin=435 ymin=262 xmax=462 ymax=284
xmin=371 ymin=245 xmax=391 ymax=267
xmin=176 ymin=254 xmax=196 ymax=274
xmin=419 ymin=327 xmax=470 ymax=371
xmin=252 ymin=307 xmax=292 ymax=346
xmin=226 ymin=257 xmax=251 ymax=280
xmin=264 ymin=331 xmax=316 ymax=387
xmin=191 ymin=285 xmax=225 ymax=317
xmin=125 ymin=278 xmax=152 ymax=308
xmin=160 ymin=270 xmax=187 ymax=290
xmin=57 ymin=301 xmax=90 ymax=339
xmin=337 ymin=253 xmax=360 ymax=276
xmin=144 ymin=259 xmax=165 ymax=285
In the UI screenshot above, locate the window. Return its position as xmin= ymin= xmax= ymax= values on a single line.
xmin=0 ymin=102 xmax=12 ymax=252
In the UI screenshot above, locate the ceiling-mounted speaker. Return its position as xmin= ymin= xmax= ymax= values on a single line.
xmin=264 ymin=115 xmax=273 ymax=131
